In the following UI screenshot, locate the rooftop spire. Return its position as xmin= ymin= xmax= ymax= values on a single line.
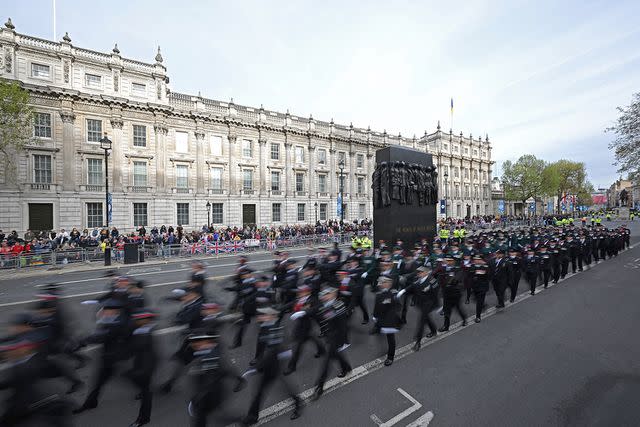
xmin=155 ymin=46 xmax=163 ymax=63
xmin=62 ymin=32 xmax=71 ymax=43
xmin=4 ymin=18 xmax=15 ymax=30
xmin=112 ymin=43 xmax=120 ymax=54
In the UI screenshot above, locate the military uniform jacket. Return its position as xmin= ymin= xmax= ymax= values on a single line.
xmin=471 ymin=264 xmax=491 ymax=293
xmin=538 ymin=251 xmax=552 ymax=271
xmin=175 ymin=297 xmax=205 ymax=330
xmin=189 ymin=346 xmax=234 ymax=410
xmin=127 ymin=323 xmax=158 ymax=382
xmin=406 ymin=275 xmax=439 ymax=308
xmin=318 ymin=300 xmax=348 ymax=348
xmin=506 ymin=256 xmax=522 ymax=280
xmin=373 ymin=289 xmax=402 ymax=329
xmin=490 ymin=258 xmax=509 ymax=287
xmin=0 ymin=353 xmax=67 ymax=419
xmin=290 ymin=296 xmax=320 ymax=340
xmin=523 ymin=255 xmax=540 ymax=274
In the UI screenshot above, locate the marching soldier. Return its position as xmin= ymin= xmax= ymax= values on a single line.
xmin=73 ymin=298 xmax=131 ymax=414
xmin=490 ymin=250 xmax=508 ymax=308
xmin=537 ymin=246 xmax=552 ymax=288
xmin=470 ymin=255 xmax=490 ymax=322
xmin=284 ymin=285 xmax=325 ymax=375
xmin=523 ymin=247 xmax=540 ymax=295
xmin=404 ymin=266 xmax=439 ymax=351
xmin=243 ymin=307 xmax=302 ymax=425
xmin=506 ymin=249 xmax=522 ymax=303
xmin=373 ymin=276 xmax=403 ymax=366
xmin=124 ymin=309 xmax=158 ymax=427
xmin=186 ymin=332 xmax=243 ymax=427
xmin=437 ymin=256 xmax=468 ymax=331
xmin=313 ymin=288 xmax=352 ymax=400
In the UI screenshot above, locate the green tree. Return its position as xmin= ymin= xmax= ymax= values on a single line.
xmin=500 ymin=154 xmax=546 ymax=214
xmin=606 ymin=92 xmax=640 ymax=180
xmin=0 ymin=78 xmax=34 ymax=182
xmin=542 ymin=160 xmax=588 ymax=212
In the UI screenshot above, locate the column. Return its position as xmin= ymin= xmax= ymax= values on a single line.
xmin=258 ymin=137 xmax=267 ymax=195
xmin=59 ymin=111 xmax=76 ymax=191
xmin=228 ymin=134 xmax=237 ymax=194
xmin=308 ymin=142 xmax=316 ymax=197
xmin=284 ymin=141 xmax=292 ymax=197
xmin=348 ymin=148 xmax=355 ymax=197
xmin=366 ymin=153 xmax=374 ymax=218
xmin=110 ymin=118 xmax=124 ymax=193
xmin=195 ymin=130 xmax=205 ymax=193
xmin=154 ymin=124 xmax=168 ymax=191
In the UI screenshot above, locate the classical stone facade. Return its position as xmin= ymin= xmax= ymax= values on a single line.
xmin=0 ymin=19 xmax=493 ymax=233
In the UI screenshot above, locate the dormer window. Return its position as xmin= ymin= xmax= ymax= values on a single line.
xmin=132 ymin=82 xmax=146 ymax=96
xmin=85 ymin=73 xmax=102 ymax=88
xmin=31 ymin=63 xmax=50 ymax=79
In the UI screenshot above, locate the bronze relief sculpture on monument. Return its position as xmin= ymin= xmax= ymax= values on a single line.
xmin=371 ymin=161 xmax=438 ymax=208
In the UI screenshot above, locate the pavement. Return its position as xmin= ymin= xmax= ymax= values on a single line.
xmin=0 ymin=220 xmax=638 ymax=427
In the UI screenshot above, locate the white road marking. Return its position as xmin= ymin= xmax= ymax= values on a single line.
xmin=370 ymin=388 xmax=422 ymax=427
xmin=0 ymin=253 xmax=315 ymax=307
xmin=37 ymin=253 xmax=309 ymax=286
xmin=406 ymin=412 xmax=434 ymax=427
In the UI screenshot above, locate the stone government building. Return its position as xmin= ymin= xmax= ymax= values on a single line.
xmin=0 ymin=19 xmax=494 ymax=233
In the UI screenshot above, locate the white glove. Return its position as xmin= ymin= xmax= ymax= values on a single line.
xmin=290 ymin=311 xmax=307 ymax=320
xmin=361 ymin=272 xmax=368 ymax=278
xmin=81 ymin=300 xmax=98 ymax=305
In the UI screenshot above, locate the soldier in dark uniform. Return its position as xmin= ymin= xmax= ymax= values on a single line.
xmin=186 ymin=333 xmax=244 ymax=427
xmin=567 ymin=235 xmax=579 ymax=274
xmin=437 ymin=256 xmax=468 ymax=331
xmin=33 ymin=283 xmax=90 ymax=369
xmin=373 ymin=277 xmax=403 ymax=366
xmin=189 ymin=260 xmax=208 ymax=300
xmin=490 ymin=250 xmax=508 ymax=308
xmin=404 ymin=266 xmax=439 ymax=351
xmin=537 ymin=246 xmax=552 ymax=288
xmin=470 ymin=255 xmax=491 ymax=322
xmin=506 ymin=248 xmax=522 ymax=303
xmin=313 ymin=288 xmax=352 ymax=400
xmin=124 ymin=309 xmax=158 ymax=427
xmin=344 ymin=256 xmax=369 ymax=324
xmin=549 ymin=240 xmax=561 ymax=283
xmin=225 ymin=270 xmax=257 ymax=349
xmin=160 ymin=288 xmax=205 ymax=393
xmin=523 ymin=247 xmax=540 ymax=295
xmin=360 ymin=248 xmax=379 ymax=292
xmin=0 ymin=336 xmax=73 ymax=427
xmin=228 ymin=256 xmax=249 ymax=310
xmin=73 ymin=298 xmax=131 ymax=414
xmin=559 ymin=238 xmax=570 ymax=278
xmin=243 ymin=307 xmax=302 ymax=425
xmin=284 ymin=285 xmax=325 ymax=375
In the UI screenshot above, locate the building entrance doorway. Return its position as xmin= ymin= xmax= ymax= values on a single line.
xmin=29 ymin=203 xmax=53 ymax=232
xmin=242 ymin=204 xmax=256 ymax=227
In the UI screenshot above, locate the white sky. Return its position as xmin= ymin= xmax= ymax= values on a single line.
xmin=6 ymin=0 xmax=640 ymax=188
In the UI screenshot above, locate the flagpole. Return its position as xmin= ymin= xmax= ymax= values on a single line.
xmin=53 ymin=0 xmax=56 ymax=41
xmin=450 ymin=97 xmax=453 ymax=132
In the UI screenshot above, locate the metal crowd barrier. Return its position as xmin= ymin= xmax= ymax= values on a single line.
xmin=0 ymin=231 xmax=373 ymax=271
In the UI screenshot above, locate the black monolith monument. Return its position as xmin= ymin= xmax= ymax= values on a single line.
xmin=372 ymin=146 xmax=438 ymax=248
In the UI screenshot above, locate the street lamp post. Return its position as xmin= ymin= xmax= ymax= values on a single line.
xmin=206 ymin=201 xmax=211 ymax=230
xmin=338 ymin=159 xmax=345 ymax=223
xmin=443 ymin=172 xmax=449 ymax=218
xmin=99 ymin=133 xmax=112 ymax=266
xmin=314 ymin=201 xmax=318 ymax=224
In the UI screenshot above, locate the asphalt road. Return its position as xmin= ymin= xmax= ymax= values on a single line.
xmin=0 ymin=220 xmax=638 ymax=427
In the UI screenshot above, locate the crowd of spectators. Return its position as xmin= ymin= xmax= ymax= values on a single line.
xmin=0 ymin=219 xmax=373 ymax=261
